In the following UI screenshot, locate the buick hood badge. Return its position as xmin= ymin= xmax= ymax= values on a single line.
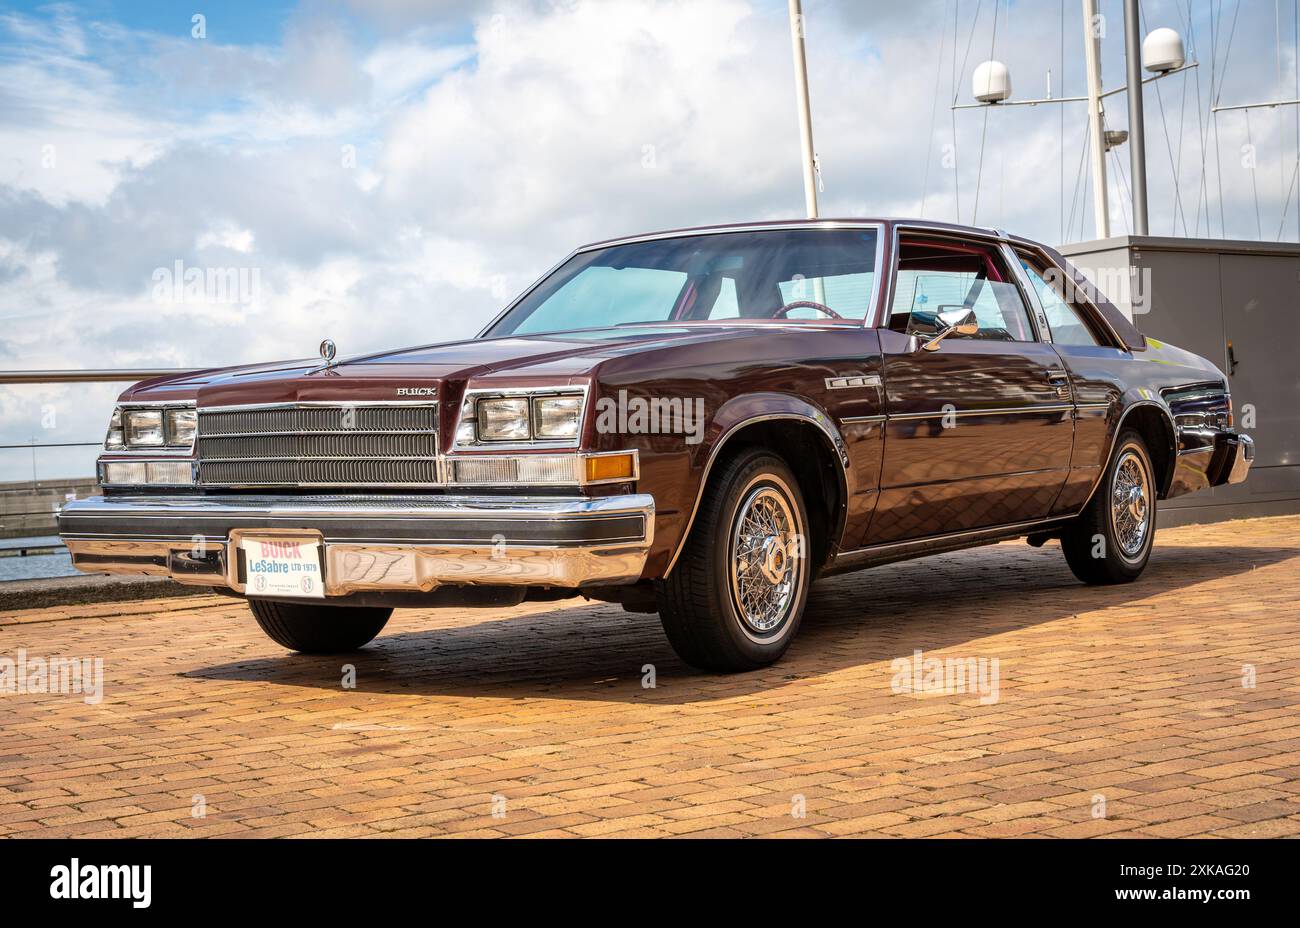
xmin=319 ymin=338 xmax=337 ymax=366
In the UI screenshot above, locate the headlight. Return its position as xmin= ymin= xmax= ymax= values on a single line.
xmin=456 ymin=389 xmax=586 ymax=446
xmin=123 ymin=409 xmax=165 ymax=447
xmin=108 ymin=405 xmax=197 ymax=450
xmin=104 ymin=408 xmax=124 ymax=450
xmin=165 ymin=408 xmax=197 ymax=446
xmin=533 ymin=396 xmax=582 ymax=439
xmin=477 ymin=397 xmax=532 ymax=442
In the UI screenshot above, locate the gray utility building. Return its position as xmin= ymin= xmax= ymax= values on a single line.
xmin=1060 ymin=235 xmax=1299 ymax=527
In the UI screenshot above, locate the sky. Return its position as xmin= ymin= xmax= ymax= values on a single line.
xmin=1 ymin=0 xmax=1297 ymax=481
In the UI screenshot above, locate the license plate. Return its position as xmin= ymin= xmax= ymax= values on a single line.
xmin=241 ymin=537 xmax=325 ymax=598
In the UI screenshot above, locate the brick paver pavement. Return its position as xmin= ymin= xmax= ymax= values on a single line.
xmin=2 ymin=515 xmax=1298 ymax=838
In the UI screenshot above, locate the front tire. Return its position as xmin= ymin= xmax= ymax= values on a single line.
xmin=248 ymin=599 xmax=392 ymax=653
xmin=1061 ymin=428 xmax=1157 ymax=584
xmin=656 ymin=448 xmax=811 ymax=672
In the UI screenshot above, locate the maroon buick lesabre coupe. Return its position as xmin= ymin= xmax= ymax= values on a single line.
xmin=60 ymin=219 xmax=1253 ymax=671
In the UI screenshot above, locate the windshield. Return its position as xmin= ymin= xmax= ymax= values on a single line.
xmin=485 ymin=228 xmax=881 ymax=338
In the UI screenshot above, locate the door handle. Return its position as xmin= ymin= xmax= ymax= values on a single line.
xmin=1046 ymin=370 xmax=1070 ymax=383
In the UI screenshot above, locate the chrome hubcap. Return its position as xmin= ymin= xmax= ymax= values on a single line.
xmin=1111 ymin=450 xmax=1151 ymax=559
xmin=730 ymin=485 xmax=802 ymax=635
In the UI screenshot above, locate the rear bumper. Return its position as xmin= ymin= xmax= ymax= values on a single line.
xmin=58 ymin=492 xmax=655 ymax=595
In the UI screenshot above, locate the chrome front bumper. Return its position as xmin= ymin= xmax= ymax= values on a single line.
xmin=1213 ymin=432 xmax=1255 ymax=487
xmin=59 ymin=493 xmax=655 ymax=595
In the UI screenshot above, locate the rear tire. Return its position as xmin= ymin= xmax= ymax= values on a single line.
xmin=1061 ymin=428 xmax=1157 ymax=585
xmin=248 ymin=599 xmax=392 ymax=653
xmin=655 ymin=448 xmax=811 ymax=672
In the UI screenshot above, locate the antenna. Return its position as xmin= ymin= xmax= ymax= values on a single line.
xmin=952 ymin=0 xmax=1195 ymax=241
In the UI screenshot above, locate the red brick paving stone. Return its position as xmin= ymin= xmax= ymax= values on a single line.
xmin=0 ymin=515 xmax=1297 ymax=838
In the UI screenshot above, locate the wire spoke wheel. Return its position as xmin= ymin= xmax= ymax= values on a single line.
xmin=1110 ymin=449 xmax=1151 ymax=559
xmin=656 ymin=449 xmax=811 ymax=671
xmin=729 ymin=484 xmax=802 ymax=636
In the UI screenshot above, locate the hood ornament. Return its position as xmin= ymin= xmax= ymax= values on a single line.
xmin=319 ymin=339 xmax=337 ymax=367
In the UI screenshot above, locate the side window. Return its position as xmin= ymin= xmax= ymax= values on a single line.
xmin=889 ymin=241 xmax=1035 ymax=342
xmin=1018 ymin=255 xmax=1102 ymax=347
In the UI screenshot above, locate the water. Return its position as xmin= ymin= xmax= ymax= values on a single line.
xmin=0 ymin=536 xmax=77 ymax=581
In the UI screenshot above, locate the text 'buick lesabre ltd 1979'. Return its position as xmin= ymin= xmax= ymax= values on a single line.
xmin=59 ymin=219 xmax=1254 ymax=671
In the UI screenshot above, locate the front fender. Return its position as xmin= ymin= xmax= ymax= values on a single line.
xmin=660 ymin=392 xmax=852 ymax=576
xmin=705 ymin=392 xmax=850 ymax=468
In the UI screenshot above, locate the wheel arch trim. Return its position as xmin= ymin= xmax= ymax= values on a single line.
xmin=1080 ymin=398 xmax=1178 ymax=509
xmin=663 ymin=398 xmax=851 ymax=577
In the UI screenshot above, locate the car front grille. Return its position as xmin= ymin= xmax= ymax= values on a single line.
xmin=196 ymin=404 xmax=440 ymax=487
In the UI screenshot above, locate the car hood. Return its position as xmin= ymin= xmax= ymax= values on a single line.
xmin=118 ymin=325 xmax=804 ymax=406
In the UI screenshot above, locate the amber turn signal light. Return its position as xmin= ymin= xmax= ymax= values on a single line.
xmin=585 ymin=453 xmax=636 ymax=483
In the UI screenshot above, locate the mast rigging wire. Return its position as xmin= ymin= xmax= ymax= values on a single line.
xmin=1143 ymin=1 xmax=1190 ymax=236
xmin=919 ymin=5 xmax=949 ymax=218
xmin=971 ymin=0 xmax=1000 ymax=223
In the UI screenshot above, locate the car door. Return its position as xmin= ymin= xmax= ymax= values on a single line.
xmin=866 ymin=234 xmax=1075 ymax=545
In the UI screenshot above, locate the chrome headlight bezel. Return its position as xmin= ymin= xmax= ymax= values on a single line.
xmin=104 ymin=408 xmax=125 ymax=450
xmin=103 ymin=402 xmax=198 ymax=453
xmin=453 ymin=386 xmax=587 ymax=449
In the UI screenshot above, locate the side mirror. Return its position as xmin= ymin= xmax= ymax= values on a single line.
xmin=921 ymin=307 xmax=979 ymax=352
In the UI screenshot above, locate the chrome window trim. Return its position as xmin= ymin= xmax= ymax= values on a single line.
xmin=1000 ymin=241 xmax=1052 ymax=343
xmin=877 ymin=224 xmax=1044 ymax=341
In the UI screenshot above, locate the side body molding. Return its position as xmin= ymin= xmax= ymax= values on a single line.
xmin=663 ymin=393 xmax=851 ymax=576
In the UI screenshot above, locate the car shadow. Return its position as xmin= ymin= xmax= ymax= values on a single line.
xmin=185 ymin=543 xmax=1294 ymax=705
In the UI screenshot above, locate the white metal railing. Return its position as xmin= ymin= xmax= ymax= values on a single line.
xmin=0 ymin=369 xmax=196 ymax=480
xmin=0 ymin=369 xmax=192 ymax=384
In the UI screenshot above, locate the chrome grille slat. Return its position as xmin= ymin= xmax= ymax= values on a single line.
xmin=197 ymin=404 xmax=440 ymax=487
xmin=201 ymin=405 xmax=434 ymax=436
